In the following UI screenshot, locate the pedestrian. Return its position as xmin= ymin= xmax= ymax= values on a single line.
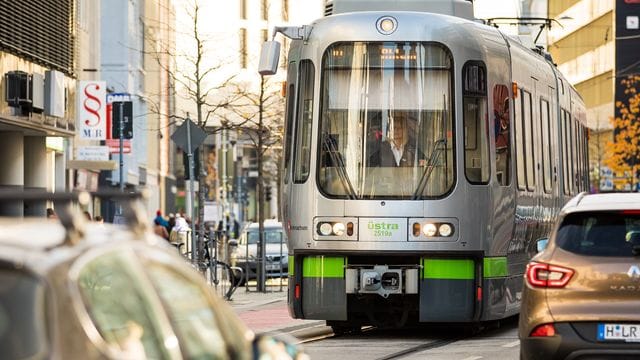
xmin=153 ymin=219 xmax=169 ymax=240
xmin=46 ymin=208 xmax=57 ymax=219
xmin=231 ymin=214 xmax=240 ymax=239
xmin=166 ymin=213 xmax=176 ymax=235
xmin=153 ymin=210 xmax=169 ymax=228
xmin=170 ymin=215 xmax=190 ymax=245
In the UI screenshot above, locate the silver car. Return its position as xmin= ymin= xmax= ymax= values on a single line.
xmin=232 ymin=221 xmax=288 ymax=281
xmin=0 ymin=192 xmax=304 ymax=360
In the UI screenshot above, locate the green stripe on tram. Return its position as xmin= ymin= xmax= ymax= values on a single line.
xmin=422 ymin=259 xmax=475 ymax=280
xmin=302 ymin=256 xmax=345 ymax=278
xmin=483 ymin=257 xmax=508 ymax=278
xmin=289 ymin=256 xmax=294 ymax=276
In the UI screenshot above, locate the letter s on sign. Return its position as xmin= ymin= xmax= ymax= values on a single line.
xmin=83 ymin=83 xmax=102 ymax=127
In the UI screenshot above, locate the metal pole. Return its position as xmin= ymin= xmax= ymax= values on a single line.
xmin=186 ymin=118 xmax=197 ymax=263
xmin=221 ymin=128 xmax=228 ymax=267
xmin=118 ymin=102 xmax=125 ymax=216
xmin=119 ymin=102 xmax=124 ymax=192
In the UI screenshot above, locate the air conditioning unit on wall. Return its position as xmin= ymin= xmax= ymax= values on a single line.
xmin=31 ymin=73 xmax=44 ymax=113
xmin=5 ymin=71 xmax=31 ymax=108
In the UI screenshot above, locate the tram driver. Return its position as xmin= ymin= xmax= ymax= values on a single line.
xmin=368 ymin=111 xmax=424 ymax=167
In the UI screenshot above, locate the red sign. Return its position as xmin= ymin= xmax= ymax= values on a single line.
xmin=105 ymin=139 xmax=131 ymax=154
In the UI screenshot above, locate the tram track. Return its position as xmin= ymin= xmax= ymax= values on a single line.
xmin=374 ymin=337 xmax=462 ymax=360
xmin=296 ymin=325 xmax=464 ymax=359
xmin=297 ymin=318 xmax=517 ymax=360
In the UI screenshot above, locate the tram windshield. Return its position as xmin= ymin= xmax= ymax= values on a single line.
xmin=319 ymin=42 xmax=454 ymax=199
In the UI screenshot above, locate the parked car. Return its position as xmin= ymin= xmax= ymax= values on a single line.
xmin=231 ymin=221 xmax=288 ymax=281
xmin=519 ymin=192 xmax=640 ymax=360
xmin=0 ymin=192 xmax=304 ymax=360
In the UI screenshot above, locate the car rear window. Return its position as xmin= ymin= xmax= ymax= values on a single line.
xmin=247 ymin=230 xmax=283 ymax=244
xmin=0 ymin=269 xmax=47 ymax=360
xmin=556 ymin=211 xmax=640 ymax=257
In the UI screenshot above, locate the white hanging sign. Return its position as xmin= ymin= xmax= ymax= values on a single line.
xmin=78 ymin=81 xmax=107 ymax=140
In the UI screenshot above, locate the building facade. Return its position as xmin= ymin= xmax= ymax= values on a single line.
xmin=97 ymin=0 xmax=176 ymax=221
xmin=0 ymin=0 xmax=76 ymax=216
xmin=172 ymin=0 xmax=325 ymax=224
xmin=547 ymin=0 xmax=615 ymax=190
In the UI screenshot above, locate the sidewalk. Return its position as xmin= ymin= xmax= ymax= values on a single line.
xmin=227 ymin=286 xmax=325 ymax=335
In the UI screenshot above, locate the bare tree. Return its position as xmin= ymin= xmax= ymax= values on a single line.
xmin=225 ymin=75 xmax=284 ymax=291
xmin=142 ymin=0 xmax=243 ymax=259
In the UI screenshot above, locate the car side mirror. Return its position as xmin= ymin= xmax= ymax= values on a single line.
xmin=228 ymin=239 xmax=238 ymax=247
xmin=536 ymin=237 xmax=549 ymax=253
xmin=252 ymin=332 xmax=306 ymax=360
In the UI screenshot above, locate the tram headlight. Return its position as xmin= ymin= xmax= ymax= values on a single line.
xmin=333 ymin=222 xmax=346 ymax=236
xmin=438 ymin=223 xmax=453 ymax=237
xmin=318 ymin=223 xmax=333 ymax=236
xmin=423 ymin=223 xmax=437 ymax=237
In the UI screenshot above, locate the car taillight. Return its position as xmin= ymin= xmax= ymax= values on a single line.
xmin=525 ymin=262 xmax=574 ymax=288
xmin=530 ymin=323 xmax=556 ymax=337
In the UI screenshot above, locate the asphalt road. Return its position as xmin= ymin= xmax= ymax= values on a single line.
xmin=300 ymin=316 xmax=520 ymax=360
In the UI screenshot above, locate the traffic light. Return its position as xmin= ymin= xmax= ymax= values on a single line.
xmin=265 ymin=186 xmax=272 ymax=202
xmin=111 ymin=101 xmax=133 ymax=139
xmin=183 ymin=151 xmax=200 ymax=179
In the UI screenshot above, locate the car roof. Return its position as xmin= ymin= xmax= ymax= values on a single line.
xmin=0 ymin=218 xmax=162 ymax=274
xmin=561 ymin=192 xmax=640 ymax=215
xmin=245 ymin=221 xmax=283 ymax=231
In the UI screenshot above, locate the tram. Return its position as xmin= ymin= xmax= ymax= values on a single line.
xmin=259 ymin=0 xmax=589 ymax=331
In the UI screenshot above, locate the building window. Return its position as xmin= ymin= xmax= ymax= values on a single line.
xmin=240 ymin=0 xmax=247 ymax=19
xmin=139 ymin=18 xmax=146 ymax=71
xmin=239 ymin=28 xmax=247 ymax=69
xmin=0 ymin=0 xmax=74 ymax=74
xmin=282 ymin=0 xmax=289 ymax=21
xmin=261 ymin=0 xmax=268 ymax=21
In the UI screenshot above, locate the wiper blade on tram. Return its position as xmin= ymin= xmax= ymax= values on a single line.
xmin=323 ymin=135 xmax=357 ymax=199
xmin=412 ymin=138 xmax=446 ymax=200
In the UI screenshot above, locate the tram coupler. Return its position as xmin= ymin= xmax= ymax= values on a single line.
xmin=345 ymin=265 xmax=420 ymax=298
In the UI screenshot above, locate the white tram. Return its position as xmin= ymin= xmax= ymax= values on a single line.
xmin=259 ymin=0 xmax=589 ymax=330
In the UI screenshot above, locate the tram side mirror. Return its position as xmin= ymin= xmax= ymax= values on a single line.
xmin=258 ymin=41 xmax=281 ymax=76
xmin=536 ymin=237 xmax=549 ymax=253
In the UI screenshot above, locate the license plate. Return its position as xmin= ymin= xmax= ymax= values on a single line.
xmin=266 ymin=263 xmax=280 ymax=271
xmin=598 ymin=324 xmax=640 ymax=342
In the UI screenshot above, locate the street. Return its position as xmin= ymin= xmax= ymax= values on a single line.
xmin=230 ymin=290 xmax=521 ymax=360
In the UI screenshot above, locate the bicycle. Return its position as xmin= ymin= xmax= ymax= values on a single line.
xmin=173 ymin=231 xmax=243 ymax=301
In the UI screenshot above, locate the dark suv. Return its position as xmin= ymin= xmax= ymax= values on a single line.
xmin=519 ymin=192 xmax=640 ymax=360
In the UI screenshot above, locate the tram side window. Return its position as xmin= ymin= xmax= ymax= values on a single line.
xmin=463 ymin=62 xmax=489 ymax=184
xmin=515 ymin=89 xmax=525 ymax=190
xmin=293 ymin=60 xmax=315 ymax=183
xmin=568 ymin=116 xmax=576 ymax=194
xmin=283 ymin=83 xmax=295 ymax=184
xmin=493 ymin=84 xmax=511 ymax=186
xmin=583 ymin=127 xmax=589 ymax=190
xmin=561 ymin=109 xmax=570 ymax=195
xmin=571 ymin=117 xmax=579 ymax=193
xmin=540 ymin=99 xmax=551 ymax=193
xmin=523 ymin=90 xmax=535 ymax=191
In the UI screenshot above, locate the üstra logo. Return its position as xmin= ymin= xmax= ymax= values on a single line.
xmin=367 ymin=222 xmax=399 ymax=230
